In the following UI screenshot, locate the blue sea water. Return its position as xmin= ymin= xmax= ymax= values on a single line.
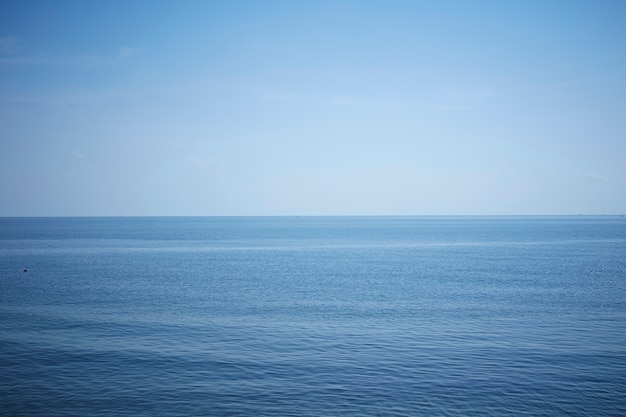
xmin=1 ymin=216 xmax=625 ymax=416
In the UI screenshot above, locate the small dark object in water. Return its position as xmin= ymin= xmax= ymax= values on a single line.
xmin=23 ymin=269 xmax=27 ymax=272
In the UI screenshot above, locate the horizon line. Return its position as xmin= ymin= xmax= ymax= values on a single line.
xmin=1 ymin=214 xmax=625 ymax=219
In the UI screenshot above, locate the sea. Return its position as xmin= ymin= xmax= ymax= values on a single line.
xmin=1 ymin=216 xmax=625 ymax=416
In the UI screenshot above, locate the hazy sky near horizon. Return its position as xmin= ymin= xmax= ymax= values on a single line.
xmin=1 ymin=0 xmax=625 ymax=216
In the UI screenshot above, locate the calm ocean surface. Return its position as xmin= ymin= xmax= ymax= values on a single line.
xmin=1 ymin=216 xmax=625 ymax=416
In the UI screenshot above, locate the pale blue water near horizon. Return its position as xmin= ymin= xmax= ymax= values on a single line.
xmin=1 ymin=216 xmax=625 ymax=416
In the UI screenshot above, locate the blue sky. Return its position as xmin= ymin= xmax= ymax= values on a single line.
xmin=1 ymin=0 xmax=625 ymax=216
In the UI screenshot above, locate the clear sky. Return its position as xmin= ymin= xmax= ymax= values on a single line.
xmin=1 ymin=0 xmax=625 ymax=216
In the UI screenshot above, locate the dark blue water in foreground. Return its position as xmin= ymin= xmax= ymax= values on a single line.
xmin=1 ymin=216 xmax=625 ymax=416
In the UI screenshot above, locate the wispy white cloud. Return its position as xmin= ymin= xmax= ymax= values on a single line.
xmin=256 ymin=83 xmax=504 ymax=113
xmin=586 ymin=173 xmax=607 ymax=183
xmin=74 ymin=151 xmax=92 ymax=168
xmin=546 ymin=79 xmax=584 ymax=89
xmin=323 ymin=96 xmax=361 ymax=107
xmin=116 ymin=46 xmax=135 ymax=59
xmin=0 ymin=36 xmax=135 ymax=67
xmin=255 ymin=86 xmax=402 ymax=110
xmin=0 ymin=89 xmax=142 ymax=105
xmin=0 ymin=51 xmax=133 ymax=66
xmin=441 ymin=86 xmax=501 ymax=102
xmin=187 ymin=156 xmax=224 ymax=180
xmin=189 ymin=157 xmax=222 ymax=169
xmin=427 ymin=104 xmax=473 ymax=111
xmin=0 ymin=54 xmax=92 ymax=65
xmin=422 ymin=85 xmax=503 ymax=112
xmin=255 ymin=87 xmax=305 ymax=102
xmin=0 ymin=36 xmax=21 ymax=54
